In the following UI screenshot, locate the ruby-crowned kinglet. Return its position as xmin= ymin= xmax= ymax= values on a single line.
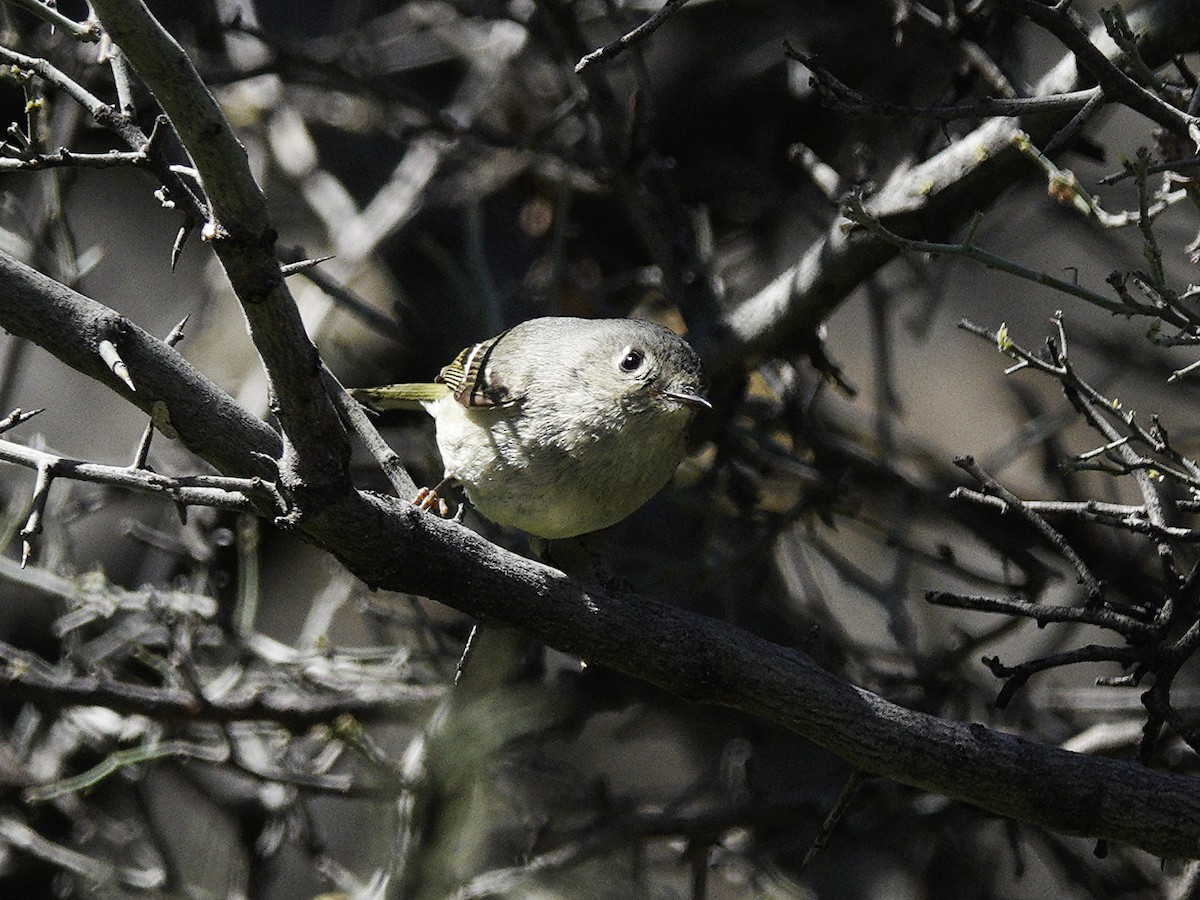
xmin=351 ymin=317 xmax=710 ymax=539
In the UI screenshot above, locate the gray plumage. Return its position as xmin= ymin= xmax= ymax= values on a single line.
xmin=354 ymin=317 xmax=709 ymax=538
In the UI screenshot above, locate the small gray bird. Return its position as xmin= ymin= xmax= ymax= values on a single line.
xmin=352 ymin=317 xmax=710 ymax=538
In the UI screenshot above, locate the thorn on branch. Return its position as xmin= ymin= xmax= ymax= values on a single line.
xmin=280 ymin=255 xmax=334 ymax=277
xmin=163 ymin=315 xmax=190 ymax=348
xmin=170 ymin=219 xmax=194 ymax=270
xmin=98 ymin=339 xmax=134 ymax=392
xmin=0 ymin=408 xmax=44 ymax=435
xmin=20 ymin=460 xmax=55 ymax=568
xmin=131 ymin=317 xmax=192 ymax=469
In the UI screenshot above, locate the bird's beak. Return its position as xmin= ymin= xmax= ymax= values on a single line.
xmin=661 ymin=388 xmax=712 ymax=410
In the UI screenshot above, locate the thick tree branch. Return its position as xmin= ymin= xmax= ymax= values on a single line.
xmin=0 ymin=251 xmax=279 ymax=478
xmin=314 ymin=488 xmax=1200 ymax=860
xmin=3 ymin=264 xmax=1200 ymax=860
xmin=88 ymin=0 xmax=351 ymax=495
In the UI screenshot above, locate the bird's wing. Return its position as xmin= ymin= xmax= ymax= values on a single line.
xmin=437 ymin=329 xmax=524 ymax=408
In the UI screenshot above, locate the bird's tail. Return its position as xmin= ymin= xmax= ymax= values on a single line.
xmin=349 ymin=383 xmax=449 ymax=411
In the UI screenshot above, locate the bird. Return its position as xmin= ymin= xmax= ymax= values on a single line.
xmin=351 ymin=316 xmax=710 ymax=539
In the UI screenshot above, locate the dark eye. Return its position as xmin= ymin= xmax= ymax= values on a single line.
xmin=618 ymin=348 xmax=645 ymax=373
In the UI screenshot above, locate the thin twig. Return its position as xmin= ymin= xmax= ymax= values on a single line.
xmin=0 ymin=815 xmax=161 ymax=890
xmin=1041 ymin=87 xmax=1108 ymax=156
xmin=790 ymin=45 xmax=1098 ymax=122
xmin=1100 ymin=6 xmax=1163 ymax=92
xmin=0 ymin=436 xmax=283 ymax=516
xmin=0 ymin=638 xmax=441 ymax=728
xmin=0 ymin=0 xmax=100 ymax=41
xmin=798 ymin=770 xmax=866 ymax=873
xmin=0 ymin=146 xmax=151 ymax=171
xmin=24 ymin=738 xmax=230 ymax=803
xmin=278 ymin=246 xmax=405 ymax=342
xmin=984 ymin=644 xmax=1142 ymax=708
xmin=321 ymin=366 xmax=417 ymax=499
xmin=131 ymin=315 xmax=190 ymax=469
xmin=952 ymin=488 xmax=1200 ymax=541
xmin=843 ymin=196 xmax=1128 ymax=313
xmin=19 ymin=459 xmax=53 ymax=567
xmin=926 ymin=591 xmax=1155 ymax=639
xmin=0 ymin=407 xmax=43 ymax=434
xmin=954 ymin=455 xmax=1104 ymax=603
xmin=999 ymin=0 xmax=1200 ymax=137
xmin=575 ymin=0 xmax=694 ymax=72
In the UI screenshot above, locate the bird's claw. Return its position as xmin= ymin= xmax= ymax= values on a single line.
xmin=413 ymin=486 xmax=452 ymax=519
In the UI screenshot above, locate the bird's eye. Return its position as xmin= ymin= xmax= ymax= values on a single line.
xmin=618 ymin=348 xmax=645 ymax=374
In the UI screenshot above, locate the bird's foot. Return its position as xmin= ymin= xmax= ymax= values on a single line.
xmin=413 ymin=477 xmax=454 ymax=519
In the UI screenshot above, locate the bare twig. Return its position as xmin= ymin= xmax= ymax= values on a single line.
xmin=0 ymin=815 xmax=161 ymax=890
xmin=575 ymin=0 xmax=694 ymax=72
xmin=1012 ymin=133 xmax=1186 ymax=226
xmin=0 ymin=46 xmax=205 ymax=218
xmin=321 ymin=366 xmax=417 ymax=498
xmin=951 ymin=488 xmax=1200 ymax=541
xmin=103 ymin=42 xmax=136 ymax=118
xmin=278 ymin=246 xmax=405 ymax=342
xmin=798 ymin=770 xmax=866 ymax=873
xmin=698 ymin=0 xmax=1200 ymax=378
xmin=19 ymin=459 xmax=52 ymax=567
xmin=0 ymin=434 xmax=283 ymax=516
xmin=842 ymin=196 xmax=1129 ymax=314
xmin=960 ymin=318 xmax=1189 ymax=588
xmin=0 ymin=408 xmax=44 ymax=434
xmin=926 ymin=591 xmax=1155 ymax=638
xmin=0 ymin=638 xmax=442 ymax=728
xmin=954 ymin=455 xmax=1104 ymax=603
xmin=0 ymin=145 xmax=150 ymax=171
xmin=1100 ymin=5 xmax=1164 ymax=92
xmin=24 ymin=738 xmax=229 ymax=803
xmin=999 ymin=0 xmax=1200 ymax=137
xmin=131 ymin=315 xmax=190 ymax=469
xmin=983 ymin=644 xmax=1142 ymax=708
xmin=1041 ymin=86 xmax=1108 ymax=156
xmin=0 ymin=0 xmax=101 ymax=41
xmin=790 ymin=45 xmax=1100 ymax=122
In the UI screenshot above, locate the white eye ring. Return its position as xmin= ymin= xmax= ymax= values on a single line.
xmin=617 ymin=347 xmax=645 ymax=373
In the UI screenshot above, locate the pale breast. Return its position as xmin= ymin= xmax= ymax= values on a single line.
xmin=428 ymin=395 xmax=692 ymax=538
